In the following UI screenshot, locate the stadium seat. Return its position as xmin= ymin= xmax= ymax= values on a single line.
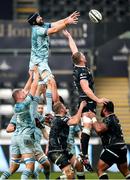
xmin=57 ymin=89 xmax=69 ymax=101
xmin=0 ymin=105 xmax=13 ymax=115
xmin=0 ymin=89 xmax=12 ymax=99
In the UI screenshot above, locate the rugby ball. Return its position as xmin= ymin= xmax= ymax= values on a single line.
xmin=88 ymin=9 xmax=102 ymax=23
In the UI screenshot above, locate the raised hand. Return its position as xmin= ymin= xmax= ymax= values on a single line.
xmin=67 ymin=11 xmax=80 ymax=25
xmin=80 ymin=100 xmax=87 ymax=109
xmin=33 ymin=65 xmax=38 ymax=72
xmin=62 ymin=29 xmax=71 ymax=38
xmin=28 ymin=70 xmax=33 ymax=77
xmin=97 ymin=98 xmax=110 ymax=104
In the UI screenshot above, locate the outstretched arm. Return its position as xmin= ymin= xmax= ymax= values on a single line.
xmin=47 ymin=11 xmax=80 ymax=35
xmin=23 ymin=70 xmax=33 ymax=94
xmin=29 ymin=66 xmax=39 ymax=96
xmin=80 ymin=79 xmax=109 ymax=104
xmin=63 ymin=29 xmax=78 ymax=54
xmin=51 ymin=11 xmax=80 ymax=27
xmin=67 ymin=101 xmax=86 ymax=125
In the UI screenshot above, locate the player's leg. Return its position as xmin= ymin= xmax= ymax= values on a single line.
xmin=48 ymin=77 xmax=59 ymax=103
xmin=34 ymin=142 xmax=51 ymax=180
xmin=0 ymin=155 xmax=21 ymax=179
xmin=97 ymin=148 xmax=116 ymax=179
xmin=116 ymin=146 xmax=130 ymax=179
xmin=70 ymin=155 xmax=85 ymax=179
xmin=61 ymin=164 xmax=75 ymax=180
xmin=117 ymin=163 xmax=130 ymax=179
xmin=21 ymin=153 xmax=35 ymax=180
xmin=80 ymin=113 xmax=93 ymax=171
xmin=39 ymin=160 xmax=51 ymax=180
xmin=40 ymin=70 xmax=59 ymax=114
xmin=0 ymin=137 xmax=21 ymax=179
xmin=80 ymin=101 xmax=96 ymax=172
xmin=48 ymin=152 xmax=75 ymax=179
xmin=97 ymin=159 xmax=109 ymax=179
xmin=20 ymin=135 xmax=35 ymax=180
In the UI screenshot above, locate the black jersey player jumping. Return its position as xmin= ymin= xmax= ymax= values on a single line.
xmin=63 ymin=29 xmax=109 ymax=171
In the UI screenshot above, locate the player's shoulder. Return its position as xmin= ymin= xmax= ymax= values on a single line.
xmin=14 ymin=103 xmax=24 ymax=112
xmin=32 ymin=25 xmax=43 ymax=33
xmin=103 ymin=114 xmax=114 ymax=124
xmin=54 ymin=115 xmax=69 ymax=123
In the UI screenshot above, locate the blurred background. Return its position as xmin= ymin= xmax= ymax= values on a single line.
xmin=0 ymin=0 xmax=130 ymax=172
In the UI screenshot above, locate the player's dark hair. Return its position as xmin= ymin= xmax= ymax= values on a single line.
xmin=12 ymin=89 xmax=22 ymax=102
xmin=53 ymin=101 xmax=63 ymax=114
xmin=103 ymin=101 xmax=114 ymax=113
xmin=38 ymin=102 xmax=44 ymax=106
xmin=27 ymin=12 xmax=40 ymax=25
xmin=72 ymin=51 xmax=81 ymax=65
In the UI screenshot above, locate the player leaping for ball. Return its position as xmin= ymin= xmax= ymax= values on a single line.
xmin=27 ymin=11 xmax=80 ymax=115
xmin=63 ymin=29 xmax=109 ymax=171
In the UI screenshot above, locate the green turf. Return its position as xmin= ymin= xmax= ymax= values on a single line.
xmin=0 ymin=172 xmax=125 ymax=179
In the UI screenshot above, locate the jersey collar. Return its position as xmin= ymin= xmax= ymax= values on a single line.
xmin=74 ymin=64 xmax=86 ymax=68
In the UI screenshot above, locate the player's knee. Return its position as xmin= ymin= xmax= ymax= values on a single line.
xmin=24 ymin=157 xmax=35 ymax=164
xmin=74 ymin=159 xmax=84 ymax=172
xmin=37 ymin=154 xmax=48 ymax=166
xmin=64 ymin=169 xmax=74 ymax=179
xmin=11 ymin=157 xmax=21 ymax=165
xmin=41 ymin=160 xmax=51 ymax=170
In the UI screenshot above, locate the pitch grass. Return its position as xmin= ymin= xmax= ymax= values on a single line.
xmin=0 ymin=172 xmax=125 ymax=179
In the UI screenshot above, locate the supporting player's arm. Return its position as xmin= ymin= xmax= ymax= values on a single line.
xmin=35 ymin=84 xmax=42 ymax=97
xmin=47 ymin=11 xmax=79 ymax=35
xmin=29 ymin=66 xmax=39 ymax=96
xmin=23 ymin=70 xmax=33 ymax=94
xmin=87 ymin=111 xmax=108 ymax=133
xmin=93 ymin=121 xmax=108 ymax=134
xmin=80 ymin=79 xmax=109 ymax=104
xmin=67 ymin=101 xmax=86 ymax=125
xmin=63 ymin=29 xmax=78 ymax=54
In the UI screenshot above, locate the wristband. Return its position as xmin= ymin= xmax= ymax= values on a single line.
xmin=92 ymin=117 xmax=97 ymax=123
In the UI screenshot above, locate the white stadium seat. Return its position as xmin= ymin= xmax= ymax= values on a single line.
xmin=0 ymin=89 xmax=12 ymax=99
xmin=0 ymin=105 xmax=13 ymax=115
xmin=58 ymin=89 xmax=69 ymax=100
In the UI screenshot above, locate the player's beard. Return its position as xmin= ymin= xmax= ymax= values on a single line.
xmin=37 ymin=22 xmax=44 ymax=26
